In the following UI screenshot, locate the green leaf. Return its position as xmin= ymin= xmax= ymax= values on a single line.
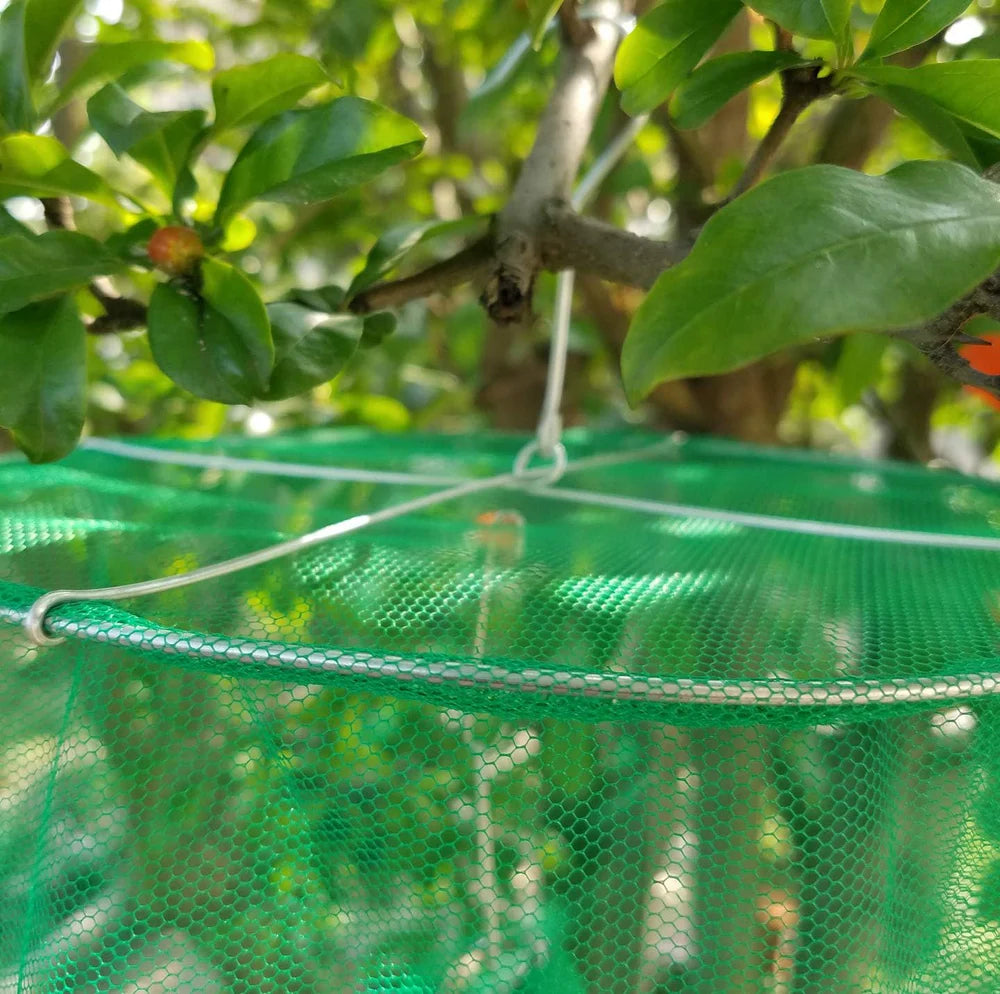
xmin=262 ymin=302 xmax=361 ymax=400
xmin=24 ymin=0 xmax=81 ymax=82
xmin=621 ymin=161 xmax=1000 ymax=401
xmin=359 ymin=310 xmax=397 ymax=350
xmin=823 ymin=0 xmax=854 ymax=62
xmin=347 ymin=216 xmax=487 ymax=297
xmin=212 ymin=53 xmax=328 ymax=132
xmin=852 ymin=62 xmax=1000 ymax=139
xmin=0 ymin=295 xmax=85 ymax=462
xmin=200 ymin=258 xmax=273 ymax=388
xmin=88 ymin=84 xmax=206 ymax=194
xmin=0 ymin=206 xmax=31 ymax=237
xmin=103 ymin=217 xmax=160 ymax=263
xmin=860 ymin=0 xmax=970 ymax=62
xmin=527 ymin=0 xmax=561 ymax=48
xmin=671 ymin=50 xmax=809 ymax=129
xmin=54 ymin=39 xmax=214 ymax=109
xmin=743 ymin=0 xmax=852 ymax=46
xmin=0 ymin=231 xmax=121 ymax=314
xmin=215 ymin=96 xmax=424 ymax=222
xmin=614 ymin=0 xmax=743 ymax=116
xmin=282 ymin=284 xmax=347 ymax=312
xmin=834 ymin=333 xmax=887 ymax=406
xmin=148 ymin=258 xmax=273 ymax=404
xmin=0 ymin=132 xmax=124 ymax=208
xmin=868 ymin=82 xmax=979 ymax=168
xmin=0 ymin=2 xmax=33 ymax=133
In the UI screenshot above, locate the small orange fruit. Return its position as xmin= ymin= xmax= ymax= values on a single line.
xmin=147 ymin=226 xmax=205 ymax=275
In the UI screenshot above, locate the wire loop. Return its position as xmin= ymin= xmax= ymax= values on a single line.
xmin=512 ymin=440 xmax=568 ymax=485
xmin=24 ymin=593 xmax=67 ymax=647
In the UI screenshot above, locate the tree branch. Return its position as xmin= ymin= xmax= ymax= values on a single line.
xmin=87 ymin=292 xmax=148 ymax=335
xmin=482 ymin=1 xmax=622 ymax=322
xmin=900 ymin=273 xmax=1000 ymax=392
xmin=540 ymin=204 xmax=687 ymax=289
xmin=348 ymin=236 xmax=495 ymax=313
xmin=726 ymin=65 xmax=833 ymax=202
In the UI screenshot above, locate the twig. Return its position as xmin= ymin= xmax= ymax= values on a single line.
xmin=725 ymin=65 xmax=833 ymax=203
xmin=348 ymin=236 xmax=495 ymax=313
xmin=87 ymin=293 xmax=148 ymax=335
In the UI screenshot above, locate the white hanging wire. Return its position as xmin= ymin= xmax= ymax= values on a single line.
xmin=23 ymin=470 xmax=520 ymax=647
xmin=21 ymin=439 xmax=679 ymax=648
xmin=69 ymin=435 xmax=1000 ymax=553
xmin=511 ymin=111 xmax=650 ymax=481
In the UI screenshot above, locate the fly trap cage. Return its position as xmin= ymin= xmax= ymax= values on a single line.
xmin=4 ymin=419 xmax=1000 ymax=994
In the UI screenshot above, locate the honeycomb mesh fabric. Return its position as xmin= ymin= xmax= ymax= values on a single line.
xmin=4 ymin=429 xmax=1000 ymax=994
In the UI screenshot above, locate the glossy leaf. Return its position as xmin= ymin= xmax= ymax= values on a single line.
xmin=744 ymin=0 xmax=852 ymax=48
xmin=853 ymin=62 xmax=1000 ymax=140
xmin=527 ymin=0 xmax=561 ymax=48
xmin=860 ymin=0 xmax=970 ymax=62
xmin=614 ymin=0 xmax=742 ymax=116
xmin=0 ymin=132 xmax=123 ymax=207
xmin=24 ymin=0 xmax=81 ymax=82
xmin=262 ymin=302 xmax=361 ymax=400
xmin=347 ymin=216 xmax=487 ymax=297
xmin=200 ymin=258 xmax=274 ymax=389
xmin=0 ymin=231 xmax=121 ymax=314
xmin=148 ymin=258 xmax=272 ymax=404
xmin=622 ymin=161 xmax=1000 ymax=402
xmin=0 ymin=2 xmax=33 ymax=133
xmin=54 ymin=39 xmax=214 ymax=108
xmin=671 ymin=50 xmax=809 ymax=129
xmin=0 ymin=295 xmax=85 ymax=462
xmin=215 ymin=97 xmax=424 ymax=222
xmin=212 ymin=54 xmax=328 ymax=132
xmin=867 ymin=82 xmax=979 ymax=168
xmin=88 ymin=84 xmax=206 ymax=194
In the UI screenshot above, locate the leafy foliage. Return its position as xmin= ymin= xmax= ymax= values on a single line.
xmin=671 ymin=50 xmax=810 ymax=129
xmin=623 ymin=162 xmax=1000 ymax=400
xmin=0 ymin=295 xmax=84 ymax=461
xmin=860 ymin=0 xmax=972 ymax=62
xmin=0 ymin=231 xmax=120 ymax=312
xmin=0 ymin=0 xmax=998 ymax=469
xmin=215 ymin=97 xmax=425 ymax=221
xmin=614 ymin=0 xmax=742 ymax=115
xmin=148 ymin=258 xmax=273 ymax=404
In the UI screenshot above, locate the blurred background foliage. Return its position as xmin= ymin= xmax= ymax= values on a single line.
xmin=5 ymin=0 xmax=1000 ymax=469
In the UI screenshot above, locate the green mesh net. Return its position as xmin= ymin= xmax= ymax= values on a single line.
xmin=4 ymin=428 xmax=1000 ymax=993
